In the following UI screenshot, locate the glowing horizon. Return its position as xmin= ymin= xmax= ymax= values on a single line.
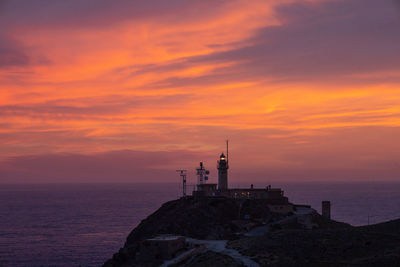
xmin=1 ymin=0 xmax=400 ymax=183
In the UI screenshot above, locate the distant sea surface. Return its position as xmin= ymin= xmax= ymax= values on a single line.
xmin=1 ymin=182 xmax=400 ymax=267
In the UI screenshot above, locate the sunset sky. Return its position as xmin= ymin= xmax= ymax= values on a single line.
xmin=1 ymin=0 xmax=400 ymax=183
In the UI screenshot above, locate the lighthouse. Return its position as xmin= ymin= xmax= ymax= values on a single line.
xmin=218 ymin=141 xmax=229 ymax=190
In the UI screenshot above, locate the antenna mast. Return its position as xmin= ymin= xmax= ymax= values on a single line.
xmin=176 ymin=170 xmax=187 ymax=197
xmin=196 ymin=162 xmax=210 ymax=185
xmin=226 ymin=139 xmax=229 ymax=167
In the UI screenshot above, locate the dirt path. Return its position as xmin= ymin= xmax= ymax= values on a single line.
xmin=186 ymin=238 xmax=260 ymax=267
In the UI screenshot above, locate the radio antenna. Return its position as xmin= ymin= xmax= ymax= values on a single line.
xmin=176 ymin=170 xmax=187 ymax=197
xmin=226 ymin=139 xmax=229 ymax=164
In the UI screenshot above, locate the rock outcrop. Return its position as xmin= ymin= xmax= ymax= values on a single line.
xmin=104 ymin=196 xmax=400 ymax=267
xmin=104 ymin=196 xmax=289 ymax=266
xmin=227 ymin=220 xmax=400 ymax=266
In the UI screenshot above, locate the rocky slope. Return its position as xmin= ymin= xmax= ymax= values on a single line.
xmin=227 ymin=223 xmax=400 ymax=266
xmin=104 ymin=197 xmax=400 ymax=267
xmin=104 ymin=196 xmax=287 ymax=266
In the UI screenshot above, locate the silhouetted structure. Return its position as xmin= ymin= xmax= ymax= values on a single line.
xmin=196 ymin=162 xmax=209 ymax=185
xmin=191 ymin=142 xmax=293 ymax=214
xmin=322 ymin=201 xmax=331 ymax=219
xmin=217 ymin=152 xmax=228 ymax=190
xmin=192 ymin=162 xmax=217 ymax=197
xmin=193 ymin=183 xmax=217 ymax=197
xmin=176 ymin=170 xmax=187 ymax=197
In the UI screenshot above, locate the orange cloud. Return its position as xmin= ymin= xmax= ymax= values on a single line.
xmin=0 ymin=0 xmax=400 ymax=182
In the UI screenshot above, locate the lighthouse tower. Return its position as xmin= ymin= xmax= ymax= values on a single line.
xmin=218 ymin=141 xmax=229 ymax=190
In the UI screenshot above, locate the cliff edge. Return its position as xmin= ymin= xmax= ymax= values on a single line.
xmin=104 ymin=196 xmax=363 ymax=267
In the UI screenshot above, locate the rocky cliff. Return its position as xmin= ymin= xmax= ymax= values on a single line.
xmin=104 ymin=197 xmax=400 ymax=267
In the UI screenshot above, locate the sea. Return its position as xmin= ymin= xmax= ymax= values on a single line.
xmin=0 ymin=182 xmax=400 ymax=267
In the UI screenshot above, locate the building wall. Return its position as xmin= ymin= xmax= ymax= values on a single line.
xmin=227 ymin=189 xmax=287 ymax=202
xmin=218 ymin=169 xmax=227 ymax=190
xmin=193 ymin=184 xmax=217 ymax=197
xmin=267 ymin=204 xmax=294 ymax=214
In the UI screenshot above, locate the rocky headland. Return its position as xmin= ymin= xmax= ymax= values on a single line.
xmin=104 ymin=197 xmax=400 ymax=267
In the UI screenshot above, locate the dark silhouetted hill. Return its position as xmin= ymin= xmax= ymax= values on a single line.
xmin=104 ymin=197 xmax=400 ymax=267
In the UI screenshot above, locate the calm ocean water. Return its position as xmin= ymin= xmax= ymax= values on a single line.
xmin=0 ymin=182 xmax=399 ymax=267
